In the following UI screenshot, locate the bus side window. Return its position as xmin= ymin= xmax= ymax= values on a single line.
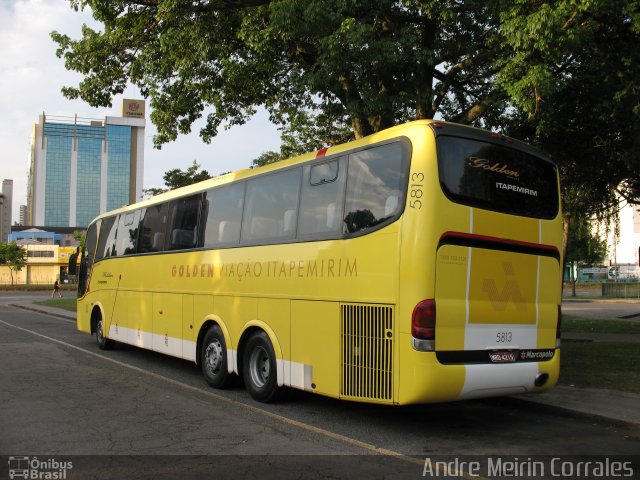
xmin=116 ymin=210 xmax=143 ymax=255
xmin=298 ymin=157 xmax=346 ymax=237
xmin=202 ymin=183 xmax=245 ymax=247
xmin=241 ymin=168 xmax=301 ymax=242
xmin=343 ymin=142 xmax=408 ymax=234
xmin=95 ymin=215 xmax=118 ymax=260
xmin=138 ymin=203 xmax=168 ymax=253
xmin=167 ymin=194 xmax=203 ymax=251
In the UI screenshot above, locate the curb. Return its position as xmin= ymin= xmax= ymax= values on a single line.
xmin=9 ymin=303 xmax=76 ymax=322
xmin=562 ymin=298 xmax=640 ymax=304
xmin=506 ymin=395 xmax=640 ymax=429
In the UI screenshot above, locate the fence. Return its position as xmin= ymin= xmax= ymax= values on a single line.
xmin=602 ymin=282 xmax=640 ymax=298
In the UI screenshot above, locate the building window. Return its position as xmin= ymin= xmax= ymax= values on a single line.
xmin=76 ymin=135 xmax=103 ymax=227
xmin=27 ymin=250 xmax=55 ymax=258
xmin=44 ymin=134 xmax=72 ymax=226
xmin=106 ymin=125 xmax=132 ymax=211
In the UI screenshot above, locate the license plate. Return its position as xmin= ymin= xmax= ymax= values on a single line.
xmin=489 ymin=351 xmax=517 ymax=363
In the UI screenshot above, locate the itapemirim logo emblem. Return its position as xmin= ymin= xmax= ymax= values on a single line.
xmin=482 ymin=262 xmax=527 ymax=312
xmin=8 ymin=456 xmax=72 ymax=479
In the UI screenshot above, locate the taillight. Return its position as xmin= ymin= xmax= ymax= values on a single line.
xmin=412 ymin=299 xmax=436 ymax=340
xmin=556 ymin=305 xmax=562 ymax=347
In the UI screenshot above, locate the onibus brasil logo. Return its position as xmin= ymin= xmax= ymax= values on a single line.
xmin=8 ymin=456 xmax=72 ymax=479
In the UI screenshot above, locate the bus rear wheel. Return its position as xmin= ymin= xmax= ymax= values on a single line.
xmin=243 ymin=331 xmax=280 ymax=403
xmin=95 ymin=315 xmax=114 ymax=350
xmin=201 ymin=325 xmax=231 ymax=388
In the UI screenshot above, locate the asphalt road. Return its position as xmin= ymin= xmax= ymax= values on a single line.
xmin=562 ymin=300 xmax=640 ymax=320
xmin=1 ymin=296 xmax=639 ymax=479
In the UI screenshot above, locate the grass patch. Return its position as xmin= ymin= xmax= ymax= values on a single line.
xmin=559 ymin=341 xmax=640 ymax=394
xmin=34 ymin=298 xmax=77 ymax=312
xmin=562 ymin=315 xmax=640 ymax=334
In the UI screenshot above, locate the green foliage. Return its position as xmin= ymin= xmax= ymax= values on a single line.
xmin=0 ymin=242 xmax=28 ymax=286
xmin=560 ymin=341 xmax=640 ymax=394
xmin=565 ymin=216 xmax=607 ymax=267
xmin=144 ymin=161 xmax=212 ymax=196
xmin=497 ymin=0 xmax=640 ymax=217
xmin=52 ymin=0 xmax=506 ymax=143
xmin=251 ymin=110 xmax=354 ymax=167
xmin=54 ymin=0 xmax=640 ymax=215
xmin=73 ymin=230 xmax=86 ymax=251
xmin=35 ymin=298 xmax=78 ymax=312
xmin=564 ymin=215 xmax=607 ymax=296
xmin=562 ymin=316 xmax=640 ymax=335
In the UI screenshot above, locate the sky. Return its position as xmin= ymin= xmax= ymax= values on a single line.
xmin=0 ymin=0 xmax=281 ymax=224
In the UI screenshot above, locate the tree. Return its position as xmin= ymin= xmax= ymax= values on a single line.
xmin=73 ymin=230 xmax=86 ymax=251
xmin=0 ymin=242 xmax=27 ymax=286
xmin=251 ymin=110 xmax=354 ymax=167
xmin=144 ymin=161 xmax=212 ymax=196
xmin=53 ymin=0 xmax=639 ymax=214
xmin=564 ymin=216 xmax=608 ymax=297
xmin=52 ymin=0 xmax=508 ymax=144
xmin=498 ymin=0 xmax=640 ymax=216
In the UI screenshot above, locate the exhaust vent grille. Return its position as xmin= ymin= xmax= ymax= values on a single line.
xmin=341 ymin=304 xmax=394 ymax=401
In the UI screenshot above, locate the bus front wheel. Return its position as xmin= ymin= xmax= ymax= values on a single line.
xmin=201 ymin=325 xmax=231 ymax=388
xmin=243 ymin=331 xmax=280 ymax=403
xmin=95 ymin=316 xmax=114 ymax=350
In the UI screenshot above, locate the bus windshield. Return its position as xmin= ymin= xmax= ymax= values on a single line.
xmin=437 ymin=136 xmax=559 ymax=219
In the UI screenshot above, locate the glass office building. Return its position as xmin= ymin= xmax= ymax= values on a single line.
xmin=27 ymin=100 xmax=145 ymax=228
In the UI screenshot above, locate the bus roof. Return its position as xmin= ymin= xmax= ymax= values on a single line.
xmin=90 ymin=119 xmax=550 ymax=223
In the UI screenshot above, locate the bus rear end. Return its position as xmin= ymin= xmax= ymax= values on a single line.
xmin=399 ymin=122 xmax=562 ymax=404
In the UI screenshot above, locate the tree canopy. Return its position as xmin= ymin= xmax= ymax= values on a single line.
xmin=53 ymin=0 xmax=639 ymax=214
xmin=499 ymin=0 xmax=640 ymax=217
xmin=563 ymin=214 xmax=608 ymax=295
xmin=144 ymin=160 xmax=212 ymax=196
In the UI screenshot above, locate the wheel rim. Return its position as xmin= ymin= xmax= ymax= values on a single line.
xmin=96 ymin=320 xmax=103 ymax=343
xmin=248 ymin=346 xmax=270 ymax=388
xmin=204 ymin=339 xmax=224 ymax=375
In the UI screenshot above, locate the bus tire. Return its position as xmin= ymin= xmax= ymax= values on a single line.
xmin=95 ymin=315 xmax=114 ymax=350
xmin=201 ymin=325 xmax=231 ymax=388
xmin=243 ymin=331 xmax=280 ymax=403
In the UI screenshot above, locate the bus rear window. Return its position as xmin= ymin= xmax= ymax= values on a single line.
xmin=437 ymin=136 xmax=559 ymax=219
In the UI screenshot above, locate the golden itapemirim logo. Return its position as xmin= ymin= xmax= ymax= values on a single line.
xmin=468 ymin=157 xmax=520 ymax=178
xmin=482 ymin=261 xmax=526 ymax=311
xmin=171 ymin=258 xmax=358 ymax=282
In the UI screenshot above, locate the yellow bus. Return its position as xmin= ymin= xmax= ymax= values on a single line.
xmin=77 ymin=120 xmax=562 ymax=404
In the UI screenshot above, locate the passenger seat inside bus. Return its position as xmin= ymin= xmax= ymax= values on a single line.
xmin=151 ymin=232 xmax=164 ymax=251
xmin=170 ymin=229 xmax=194 ymax=249
xmin=250 ymin=217 xmax=281 ymax=239
xmin=283 ymin=209 xmax=296 ymax=235
xmin=385 ymin=195 xmax=399 ymax=216
xmin=326 ymin=203 xmax=339 ymax=230
xmin=218 ymin=221 xmax=240 ymax=243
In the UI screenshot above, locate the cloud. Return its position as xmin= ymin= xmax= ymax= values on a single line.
xmin=0 ymin=0 xmax=107 ymax=223
xmin=0 ymin=0 xmax=280 ymax=226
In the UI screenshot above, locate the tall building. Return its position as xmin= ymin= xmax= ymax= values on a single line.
xmin=0 ymin=179 xmax=13 ymax=243
xmin=27 ymin=99 xmax=145 ymax=228
xmin=19 ymin=205 xmax=27 ymax=226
